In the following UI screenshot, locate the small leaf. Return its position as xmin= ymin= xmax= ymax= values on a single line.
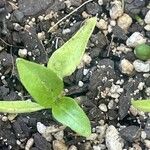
xmin=132 ymin=99 xmax=150 ymax=112
xmin=134 ymin=44 xmax=150 ymax=60
xmin=52 ymin=97 xmax=91 ymax=137
xmin=48 ymin=17 xmax=97 ymax=78
xmin=17 ymin=58 xmax=63 ymax=107
xmin=0 ymin=101 xmax=44 ymax=113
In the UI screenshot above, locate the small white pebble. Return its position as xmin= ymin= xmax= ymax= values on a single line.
xmin=126 ymin=32 xmax=146 ymax=47
xmin=107 ymin=25 xmax=113 ymax=33
xmin=133 ymin=60 xmax=150 ymax=72
xmin=144 ymin=140 xmax=150 ymax=149
xmin=109 ymin=1 xmax=123 ymax=19
xmin=2 ymin=116 xmax=8 ymax=122
xmin=25 ymin=138 xmax=34 ymax=150
xmin=93 ymin=145 xmax=101 ymax=150
xmin=78 ymin=81 xmax=84 ymax=87
xmin=78 ymin=53 xmax=92 ymax=68
xmin=31 ymin=18 xmax=35 ymax=22
xmin=37 ymin=31 xmax=45 ymax=41
xmin=105 ymin=125 xmax=124 ymax=150
xmin=144 ymin=24 xmax=150 ymax=31
xmin=98 ymin=0 xmax=103 ymax=5
xmin=86 ymin=133 xmax=98 ymax=141
xmin=145 ymin=87 xmax=150 ymax=96
xmin=62 ymin=28 xmax=71 ymax=35
xmin=138 ymin=82 xmax=145 ymax=91
xmin=129 ymin=105 xmax=138 ymax=116
xmin=16 ymin=140 xmax=21 ymax=145
xmin=82 ymin=11 xmax=91 ymax=18
xmin=144 ymin=10 xmax=150 ymax=24
xmin=108 ymin=100 xmax=114 ymax=109
xmin=99 ymin=103 xmax=108 ymax=112
xmin=1 ymin=76 xmax=5 ymax=80
xmin=37 ymin=122 xmax=46 ymax=134
xmin=28 ymin=51 xmax=32 ymax=56
xmin=97 ymin=19 xmax=108 ymax=30
xmin=6 ymin=13 xmax=11 ymax=19
xmin=13 ymin=23 xmax=23 ymax=31
xmin=110 ymin=20 xmax=116 ymax=26
xmin=18 ymin=49 xmax=28 ymax=58
xmin=68 ymin=145 xmax=78 ymax=150
xmin=83 ymin=69 xmax=89 ymax=75
xmin=38 ymin=15 xmax=44 ymax=21
xmin=141 ymin=131 xmax=147 ymax=140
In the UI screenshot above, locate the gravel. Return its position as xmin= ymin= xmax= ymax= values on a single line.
xmin=120 ymin=125 xmax=141 ymax=142
xmin=133 ymin=60 xmax=150 ymax=72
xmin=126 ymin=32 xmax=146 ymax=47
xmin=145 ymin=10 xmax=150 ymax=24
xmin=109 ymin=1 xmax=123 ymax=19
xmin=105 ymin=125 xmax=124 ymax=150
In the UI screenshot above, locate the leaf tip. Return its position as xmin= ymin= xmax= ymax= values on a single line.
xmin=16 ymin=58 xmax=24 ymax=65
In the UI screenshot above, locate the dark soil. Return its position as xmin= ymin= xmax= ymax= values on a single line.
xmin=0 ymin=0 xmax=150 ymax=150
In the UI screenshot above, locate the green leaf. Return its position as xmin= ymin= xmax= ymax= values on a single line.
xmin=0 ymin=101 xmax=44 ymax=113
xmin=132 ymin=99 xmax=150 ymax=112
xmin=134 ymin=44 xmax=150 ymax=60
xmin=48 ymin=17 xmax=97 ymax=78
xmin=52 ymin=97 xmax=91 ymax=137
xmin=16 ymin=58 xmax=63 ymax=107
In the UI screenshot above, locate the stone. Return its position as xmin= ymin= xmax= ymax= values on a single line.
xmin=18 ymin=48 xmax=28 ymax=58
xmin=133 ymin=60 xmax=150 ymax=72
xmin=105 ymin=125 xmax=124 ymax=150
xmin=144 ymin=140 xmax=150 ymax=149
xmin=99 ymin=103 xmax=108 ymax=112
xmin=68 ymin=145 xmax=78 ymax=150
xmin=120 ymin=126 xmax=141 ymax=142
xmin=53 ymin=140 xmax=67 ymax=150
xmin=109 ymin=1 xmax=123 ymax=19
xmin=126 ymin=32 xmax=146 ymax=47
xmin=113 ymin=25 xmax=127 ymax=40
xmin=119 ymin=94 xmax=131 ymax=120
xmin=145 ymin=10 xmax=150 ymax=24
xmin=86 ymin=2 xmax=102 ymax=15
xmin=119 ymin=59 xmax=134 ymax=75
xmin=37 ymin=31 xmax=46 ymax=41
xmin=25 ymin=138 xmax=34 ymax=150
xmin=144 ymin=24 xmax=150 ymax=31
xmin=125 ymin=0 xmax=145 ymax=15
xmin=97 ymin=19 xmax=108 ymax=30
xmin=117 ymin=13 xmax=132 ymax=31
xmin=13 ymin=10 xmax=24 ymax=22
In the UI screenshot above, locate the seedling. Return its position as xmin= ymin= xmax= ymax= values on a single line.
xmin=134 ymin=43 xmax=150 ymax=60
xmin=132 ymin=99 xmax=150 ymax=112
xmin=0 ymin=17 xmax=97 ymax=137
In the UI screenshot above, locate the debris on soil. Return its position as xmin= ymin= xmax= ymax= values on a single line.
xmin=0 ymin=0 xmax=149 ymax=149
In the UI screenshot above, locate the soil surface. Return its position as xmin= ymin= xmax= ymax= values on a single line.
xmin=0 ymin=0 xmax=150 ymax=150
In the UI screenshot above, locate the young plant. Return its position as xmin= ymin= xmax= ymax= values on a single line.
xmin=134 ymin=43 xmax=150 ymax=60
xmin=0 ymin=17 xmax=97 ymax=137
xmin=132 ymin=99 xmax=150 ymax=112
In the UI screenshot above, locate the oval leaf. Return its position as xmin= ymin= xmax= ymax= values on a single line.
xmin=17 ymin=58 xmax=63 ymax=107
xmin=52 ymin=97 xmax=91 ymax=137
xmin=132 ymin=99 xmax=150 ymax=112
xmin=48 ymin=17 xmax=97 ymax=78
xmin=134 ymin=44 xmax=150 ymax=60
xmin=0 ymin=101 xmax=44 ymax=113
